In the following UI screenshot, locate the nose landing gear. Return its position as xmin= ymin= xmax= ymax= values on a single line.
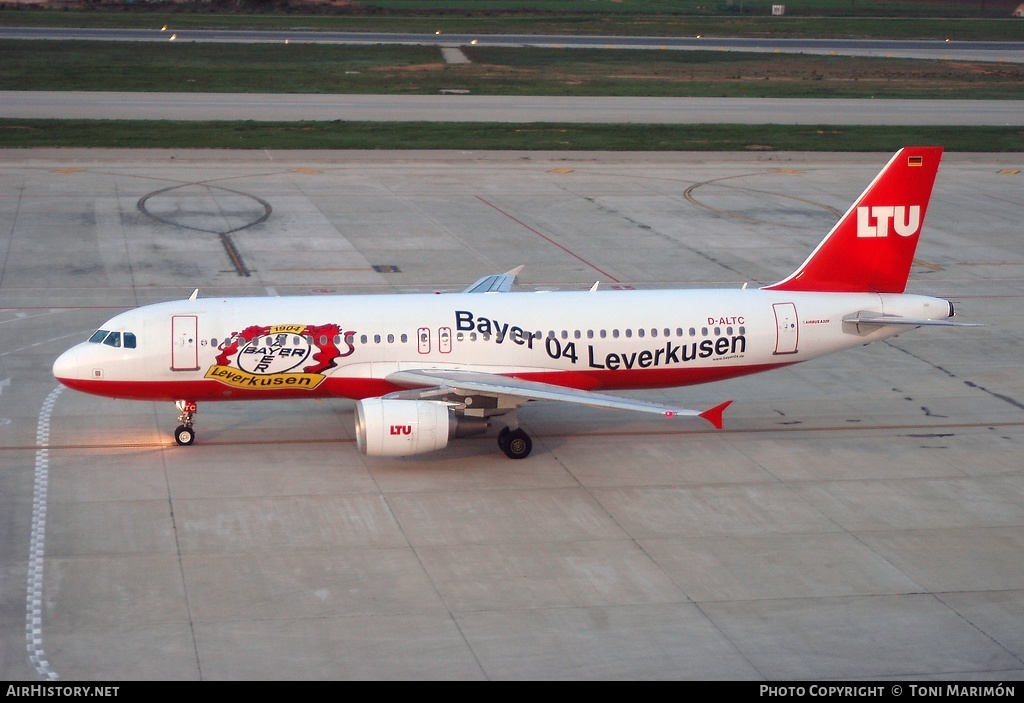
xmin=174 ymin=400 xmax=197 ymax=446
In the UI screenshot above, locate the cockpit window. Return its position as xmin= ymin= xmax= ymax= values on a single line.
xmin=88 ymin=329 xmax=137 ymax=349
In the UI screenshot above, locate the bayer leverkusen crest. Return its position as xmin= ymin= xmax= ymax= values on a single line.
xmin=205 ymin=324 xmax=354 ymax=390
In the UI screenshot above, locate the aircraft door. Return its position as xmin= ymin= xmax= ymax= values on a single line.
xmin=417 ymin=327 xmax=430 ymax=354
xmin=772 ymin=302 xmax=799 ymax=355
xmin=438 ymin=327 xmax=452 ymax=354
xmin=171 ymin=315 xmax=200 ymax=371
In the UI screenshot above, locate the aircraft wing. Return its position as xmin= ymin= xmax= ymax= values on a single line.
xmin=462 ymin=265 xmax=525 ymax=294
xmin=385 ymin=368 xmax=731 ymax=429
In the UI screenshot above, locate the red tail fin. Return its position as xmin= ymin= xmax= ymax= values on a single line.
xmin=764 ymin=147 xmax=943 ymax=294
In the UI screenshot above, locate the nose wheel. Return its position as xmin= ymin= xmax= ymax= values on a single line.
xmin=174 ymin=400 xmax=197 ymax=446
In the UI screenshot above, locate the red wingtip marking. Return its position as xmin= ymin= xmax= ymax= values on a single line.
xmin=699 ymin=400 xmax=733 ymax=430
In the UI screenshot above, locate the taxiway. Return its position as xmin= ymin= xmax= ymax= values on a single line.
xmin=1 ymin=149 xmax=1022 ymax=680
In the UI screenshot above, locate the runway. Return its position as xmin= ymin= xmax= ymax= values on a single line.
xmin=1 ymin=149 xmax=1022 ymax=680
xmin=5 ymin=92 xmax=1024 ymax=125
xmin=4 ymin=26 xmax=1023 ymax=64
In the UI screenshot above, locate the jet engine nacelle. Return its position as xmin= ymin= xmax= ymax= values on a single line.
xmin=355 ymin=398 xmax=488 ymax=457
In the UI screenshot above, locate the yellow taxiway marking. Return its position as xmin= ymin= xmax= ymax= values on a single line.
xmin=912 ymin=258 xmax=944 ymax=272
xmin=270 ymin=267 xmax=375 ymax=272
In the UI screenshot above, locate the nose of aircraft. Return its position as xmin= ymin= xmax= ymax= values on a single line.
xmin=52 ymin=345 xmax=85 ymax=383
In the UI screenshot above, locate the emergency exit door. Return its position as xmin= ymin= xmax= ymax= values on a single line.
xmin=171 ymin=315 xmax=200 ymax=371
xmin=772 ymin=303 xmax=799 ymax=355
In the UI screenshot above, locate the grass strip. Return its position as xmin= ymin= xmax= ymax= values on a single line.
xmin=1 ymin=120 xmax=1020 ymax=151
xmin=3 ymin=41 xmax=1023 ymax=100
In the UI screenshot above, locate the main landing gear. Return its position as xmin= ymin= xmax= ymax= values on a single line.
xmin=174 ymin=400 xmax=197 ymax=446
xmin=496 ymin=418 xmax=532 ymax=460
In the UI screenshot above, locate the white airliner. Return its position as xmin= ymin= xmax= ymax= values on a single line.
xmin=53 ymin=146 xmax=972 ymax=459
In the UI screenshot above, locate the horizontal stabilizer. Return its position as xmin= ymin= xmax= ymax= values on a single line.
xmin=842 ymin=312 xmax=981 ymax=330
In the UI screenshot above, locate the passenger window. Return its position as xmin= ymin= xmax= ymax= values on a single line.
xmin=103 ymin=332 xmax=121 ymax=348
xmin=400 ymin=334 xmax=408 ymax=343
xmin=625 ymin=329 xmax=632 ymax=339
xmin=124 ymin=333 xmax=137 ymax=349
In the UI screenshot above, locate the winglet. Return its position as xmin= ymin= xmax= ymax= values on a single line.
xmin=698 ymin=400 xmax=732 ymax=430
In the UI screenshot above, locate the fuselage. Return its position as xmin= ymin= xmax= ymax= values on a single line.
xmin=52 ymin=287 xmax=953 ymax=404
